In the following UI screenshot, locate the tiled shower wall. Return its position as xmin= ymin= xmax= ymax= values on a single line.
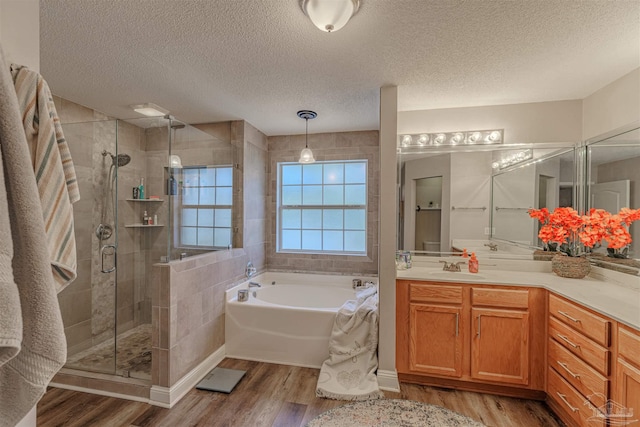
xmin=266 ymin=130 xmax=380 ymax=275
xmin=151 ymin=120 xmax=268 ymax=388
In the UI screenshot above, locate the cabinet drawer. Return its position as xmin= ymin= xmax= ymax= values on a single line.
xmin=548 ymin=367 xmax=605 ymax=427
xmin=410 ymin=283 xmax=463 ymax=304
xmin=549 ymin=316 xmax=609 ymax=375
xmin=618 ymin=324 xmax=640 ymax=367
xmin=549 ymin=294 xmax=610 ymax=347
xmin=548 ymin=338 xmax=608 ymax=408
xmin=472 ymin=288 xmax=528 ymax=309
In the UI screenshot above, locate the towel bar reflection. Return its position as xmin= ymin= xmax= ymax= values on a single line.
xmin=451 ymin=206 xmax=486 ymax=211
xmin=494 ymin=206 xmax=530 ymax=211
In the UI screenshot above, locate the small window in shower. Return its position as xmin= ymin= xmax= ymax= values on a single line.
xmin=178 ymin=165 xmax=233 ymax=249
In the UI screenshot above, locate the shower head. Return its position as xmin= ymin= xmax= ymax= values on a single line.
xmin=113 ymin=153 xmax=131 ymax=167
xmin=102 ymin=150 xmax=131 ymax=167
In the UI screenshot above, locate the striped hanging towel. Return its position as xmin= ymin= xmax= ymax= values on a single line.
xmin=11 ymin=64 xmax=80 ymax=292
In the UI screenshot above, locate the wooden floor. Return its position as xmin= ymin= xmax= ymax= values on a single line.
xmin=37 ymin=358 xmax=564 ymax=427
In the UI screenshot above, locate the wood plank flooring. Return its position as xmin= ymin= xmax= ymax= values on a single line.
xmin=37 ymin=358 xmax=564 ymax=427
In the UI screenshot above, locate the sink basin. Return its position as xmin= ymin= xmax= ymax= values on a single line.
xmin=427 ymin=271 xmax=486 ymax=281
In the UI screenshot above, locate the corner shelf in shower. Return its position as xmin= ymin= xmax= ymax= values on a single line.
xmin=124 ymin=223 xmax=165 ymax=228
xmin=126 ymin=198 xmax=165 ymax=202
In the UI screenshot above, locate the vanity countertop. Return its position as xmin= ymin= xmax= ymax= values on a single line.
xmin=396 ymin=266 xmax=640 ymax=330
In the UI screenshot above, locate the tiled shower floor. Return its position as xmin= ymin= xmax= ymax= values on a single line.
xmin=65 ymin=324 xmax=152 ymax=380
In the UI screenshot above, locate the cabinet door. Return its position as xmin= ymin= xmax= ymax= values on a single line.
xmin=615 ymin=358 xmax=640 ymax=424
xmin=471 ymin=308 xmax=529 ymax=385
xmin=409 ymin=303 xmax=463 ymax=377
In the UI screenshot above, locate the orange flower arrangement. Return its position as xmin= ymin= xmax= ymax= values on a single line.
xmin=528 ymin=207 xmax=640 ymax=257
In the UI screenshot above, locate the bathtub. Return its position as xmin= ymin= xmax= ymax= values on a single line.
xmin=224 ymin=272 xmax=376 ymax=368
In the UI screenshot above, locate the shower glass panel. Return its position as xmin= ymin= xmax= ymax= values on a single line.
xmin=167 ymin=121 xmax=235 ymax=260
xmin=59 ymin=119 xmax=119 ymax=375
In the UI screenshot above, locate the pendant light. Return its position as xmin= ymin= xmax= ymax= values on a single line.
xmin=298 ymin=110 xmax=317 ymax=164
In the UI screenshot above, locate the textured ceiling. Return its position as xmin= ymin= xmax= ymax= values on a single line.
xmin=40 ymin=1 xmax=640 ymax=136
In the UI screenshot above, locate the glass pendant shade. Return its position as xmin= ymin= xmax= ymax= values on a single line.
xmin=301 ymin=0 xmax=360 ymax=33
xmin=299 ymin=147 xmax=316 ymax=163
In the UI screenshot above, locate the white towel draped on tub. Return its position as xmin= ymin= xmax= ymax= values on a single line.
xmin=0 ymin=47 xmax=67 ymax=427
xmin=316 ymin=286 xmax=384 ymax=401
xmin=10 ymin=63 xmax=79 ymax=292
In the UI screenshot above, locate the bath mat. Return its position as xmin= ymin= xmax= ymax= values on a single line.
xmin=196 ymin=367 xmax=246 ymax=393
xmin=306 ymin=399 xmax=486 ymax=427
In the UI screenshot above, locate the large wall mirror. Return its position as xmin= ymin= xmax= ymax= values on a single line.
xmin=491 ymin=148 xmax=575 ymax=247
xmin=397 ymin=143 xmax=575 ymax=258
xmin=397 ymin=128 xmax=640 ymax=276
xmin=585 ymin=125 xmax=640 ymax=274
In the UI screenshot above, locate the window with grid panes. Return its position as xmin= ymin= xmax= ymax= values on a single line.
xmin=179 ymin=165 xmax=232 ymax=249
xmin=277 ymin=160 xmax=367 ymax=254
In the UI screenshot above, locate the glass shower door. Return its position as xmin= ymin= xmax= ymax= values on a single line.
xmin=59 ymin=118 xmax=119 ymax=375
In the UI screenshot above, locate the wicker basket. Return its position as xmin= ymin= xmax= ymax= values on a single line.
xmin=533 ymin=250 xmax=555 ymax=261
xmin=551 ymin=254 xmax=591 ymax=279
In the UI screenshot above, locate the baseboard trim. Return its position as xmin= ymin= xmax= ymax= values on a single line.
xmin=377 ymin=369 xmax=400 ymax=392
xmin=49 ymin=381 xmax=150 ymax=404
xmin=149 ymin=345 xmax=226 ymax=408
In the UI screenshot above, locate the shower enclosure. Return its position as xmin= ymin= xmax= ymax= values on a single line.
xmin=56 ymin=113 xmax=234 ymax=383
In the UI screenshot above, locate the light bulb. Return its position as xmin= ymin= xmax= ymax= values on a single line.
xmin=401 ymin=135 xmax=413 ymax=146
xmin=489 ymin=131 xmax=501 ymax=142
xmin=467 ymin=132 xmax=481 ymax=144
xmin=450 ymin=133 xmax=463 ymax=145
xmin=434 ymin=134 xmax=445 ymax=145
xmin=299 ymin=147 xmax=315 ymax=164
xmin=417 ymin=134 xmax=429 ymax=145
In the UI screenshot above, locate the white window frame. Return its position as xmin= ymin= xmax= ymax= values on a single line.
xmin=178 ymin=165 xmax=233 ymax=250
xmin=277 ymin=159 xmax=368 ymax=255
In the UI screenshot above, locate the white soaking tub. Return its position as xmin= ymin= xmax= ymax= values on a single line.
xmin=225 ymin=272 xmax=376 ymax=368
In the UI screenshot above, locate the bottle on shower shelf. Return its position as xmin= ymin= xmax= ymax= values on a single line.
xmin=138 ymin=177 xmax=145 ymax=200
xmin=142 ymin=210 xmax=149 ymax=225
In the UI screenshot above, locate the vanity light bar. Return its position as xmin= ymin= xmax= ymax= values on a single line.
xmin=399 ymin=129 xmax=503 ymax=148
xmin=492 ymin=149 xmax=533 ymax=170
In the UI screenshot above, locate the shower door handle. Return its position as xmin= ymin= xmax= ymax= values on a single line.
xmin=101 ymin=244 xmax=117 ymax=273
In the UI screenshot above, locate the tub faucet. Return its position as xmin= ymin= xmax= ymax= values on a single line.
xmin=439 ymin=261 xmax=465 ymax=272
xmin=484 ymin=242 xmax=498 ymax=251
xmin=246 ymin=261 xmax=257 ymax=278
xmin=248 ymin=282 xmax=261 ymax=288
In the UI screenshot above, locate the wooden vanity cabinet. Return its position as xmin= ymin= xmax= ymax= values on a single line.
xmin=614 ymin=324 xmax=640 ymax=426
xmin=397 ymin=280 xmax=545 ymax=396
xmin=546 ymin=294 xmax=611 ymax=427
xmin=407 ymin=283 xmax=464 ymax=377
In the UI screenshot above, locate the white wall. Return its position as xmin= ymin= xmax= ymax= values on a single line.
xmin=0 ymin=0 xmax=39 ymax=71
xmin=582 ymin=68 xmax=640 ymax=141
xmin=398 ymin=100 xmax=583 ymax=143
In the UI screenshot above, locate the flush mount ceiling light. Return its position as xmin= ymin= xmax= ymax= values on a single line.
xmin=131 ymin=102 xmax=169 ymax=117
xmin=399 ymin=129 xmax=504 ymax=148
xmin=298 ymin=110 xmax=317 ymax=164
xmin=300 ymin=0 xmax=360 ymax=33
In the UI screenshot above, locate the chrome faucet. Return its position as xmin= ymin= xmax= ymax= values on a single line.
xmin=245 ymin=261 xmax=256 ymax=278
xmin=484 ymin=242 xmax=498 ymax=251
xmin=248 ymin=281 xmax=261 ymax=288
xmin=439 ymin=261 xmax=466 ymax=272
